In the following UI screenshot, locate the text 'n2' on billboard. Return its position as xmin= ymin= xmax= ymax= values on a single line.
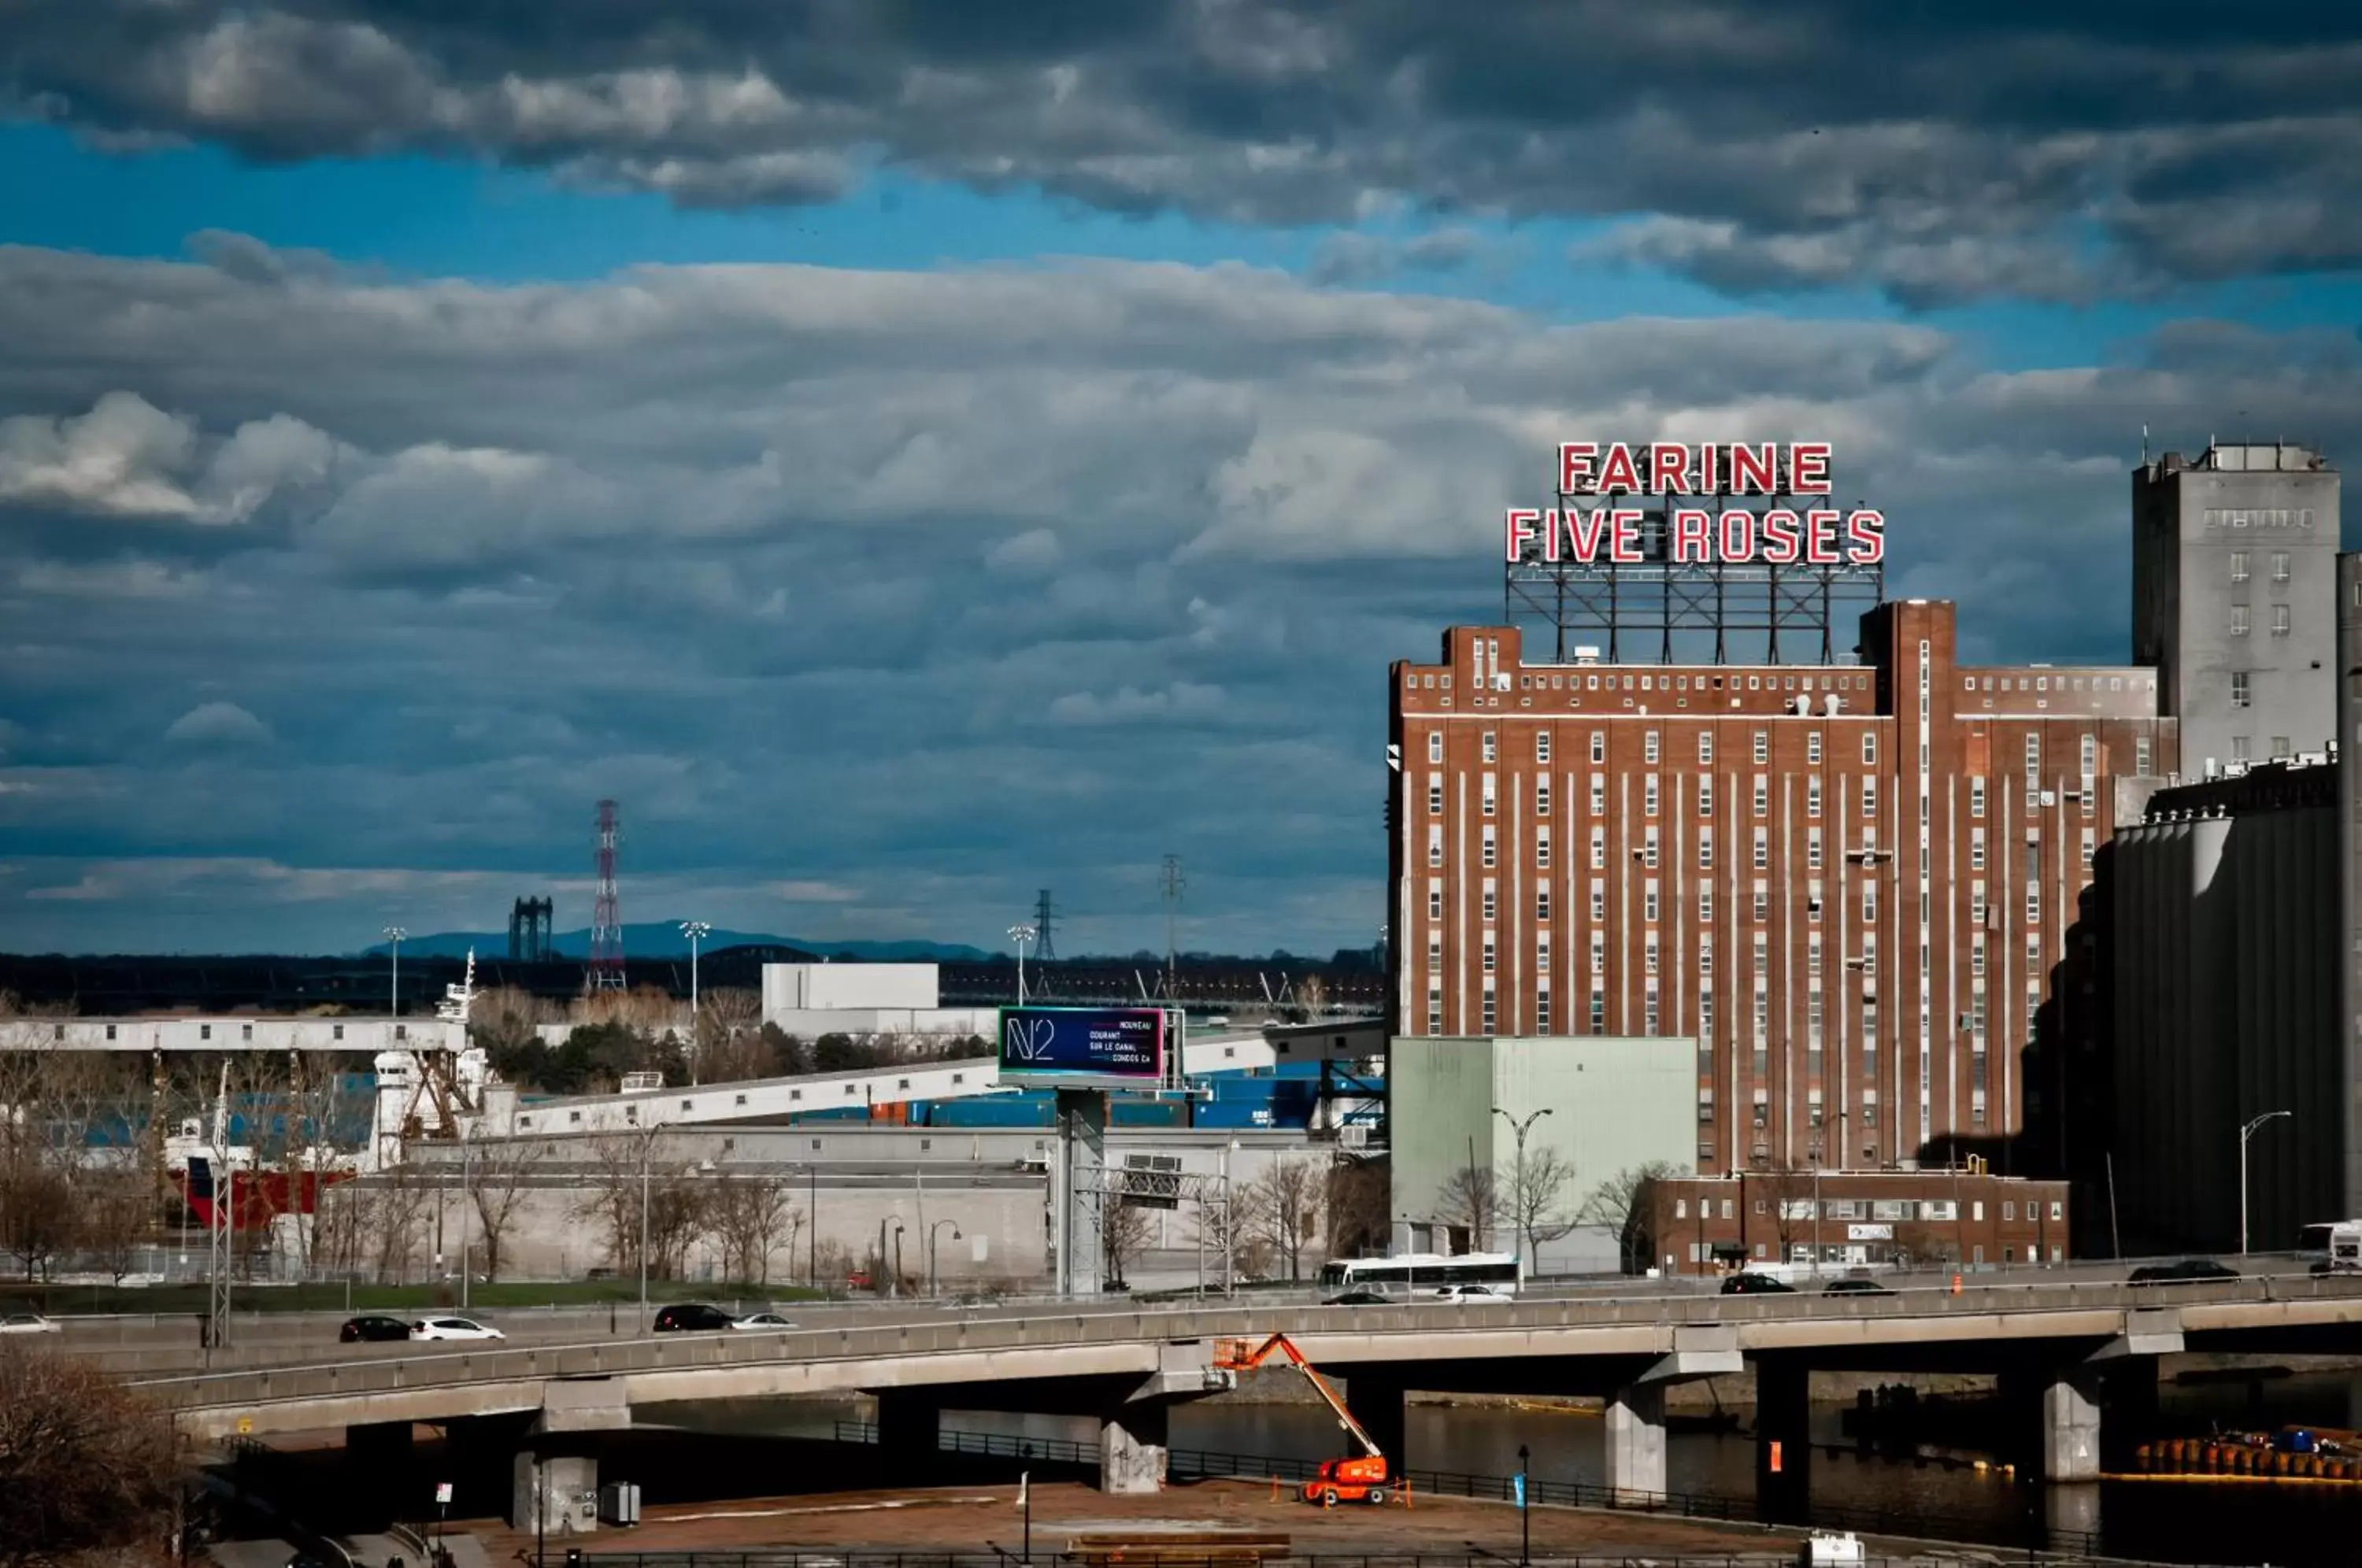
xmin=997 ymin=1006 xmax=1166 ymax=1085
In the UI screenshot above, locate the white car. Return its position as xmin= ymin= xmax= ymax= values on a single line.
xmin=730 ymin=1311 xmax=797 ymax=1330
xmin=0 ymin=1312 xmax=58 ymax=1334
xmin=1433 ymin=1284 xmax=1509 ymax=1304
xmin=409 ymin=1316 xmax=505 ymax=1342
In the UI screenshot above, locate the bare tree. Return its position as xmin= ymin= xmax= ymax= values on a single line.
xmin=1324 ymin=1159 xmax=1389 ymax=1259
xmin=1244 ymin=1156 xmax=1325 ymax=1281
xmin=1762 ymin=1161 xmax=1818 ymax=1264
xmin=0 ymin=1148 xmax=79 ymax=1281
xmin=1186 ymin=1185 xmax=1271 ymax=1284
xmin=0 ymin=1341 xmax=182 ymax=1568
xmin=576 ymin=1135 xmax=653 ymax=1278
xmin=696 ymin=988 xmax=766 ymax=1082
xmin=1505 ymin=1145 xmax=1579 ymax=1272
xmin=465 ymin=1138 xmax=545 ymax=1282
xmin=350 ymin=1166 xmax=434 ymax=1284
xmin=705 ymin=1169 xmax=799 ymax=1285
xmin=0 ymin=1035 xmax=90 ymax=1281
xmin=1579 ymin=1161 xmax=1687 ymax=1274
xmin=1099 ymin=1196 xmax=1153 ymax=1287
xmin=1435 ymin=1164 xmax=1499 ymax=1253
xmin=80 ymin=1170 xmax=152 ymax=1285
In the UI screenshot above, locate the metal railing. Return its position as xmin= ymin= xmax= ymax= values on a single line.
xmin=129 ymin=1270 xmax=2362 ymax=1416
xmin=827 ymin=1422 xmax=2097 ymax=1559
xmin=542 ymin=1546 xmax=2158 ymax=1568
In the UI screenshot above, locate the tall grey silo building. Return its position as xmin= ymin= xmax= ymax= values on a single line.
xmin=2133 ymin=442 xmax=2341 ymax=777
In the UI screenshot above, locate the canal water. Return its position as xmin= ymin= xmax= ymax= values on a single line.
xmin=656 ymin=1367 xmax=2362 ymax=1567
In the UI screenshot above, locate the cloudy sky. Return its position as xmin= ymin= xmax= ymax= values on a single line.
xmin=2 ymin=2 xmax=2360 ymax=958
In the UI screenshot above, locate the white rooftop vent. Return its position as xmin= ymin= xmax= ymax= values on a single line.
xmin=1573 ymin=645 xmax=1601 ymax=664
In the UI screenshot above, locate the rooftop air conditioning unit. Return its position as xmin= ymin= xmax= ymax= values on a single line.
xmin=1574 ymin=645 xmax=1602 ymax=664
xmin=1338 ymin=1125 xmax=1369 ymax=1151
xmin=620 ymin=1071 xmax=664 ymax=1094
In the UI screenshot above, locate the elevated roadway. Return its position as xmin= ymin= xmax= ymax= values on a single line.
xmin=128 ymin=1270 xmax=2362 ymax=1520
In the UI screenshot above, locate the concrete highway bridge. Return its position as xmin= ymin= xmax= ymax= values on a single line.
xmin=129 ymin=1273 xmax=2362 ymax=1537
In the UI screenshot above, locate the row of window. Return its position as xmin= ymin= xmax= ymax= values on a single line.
xmin=2228 ymin=604 xmax=2294 ymax=637
xmin=1438 ymin=729 xmax=1876 ymax=767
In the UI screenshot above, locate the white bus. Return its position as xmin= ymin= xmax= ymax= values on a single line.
xmin=2298 ymin=1221 xmax=2362 ymax=1274
xmin=1318 ymin=1252 xmax=1523 ymax=1298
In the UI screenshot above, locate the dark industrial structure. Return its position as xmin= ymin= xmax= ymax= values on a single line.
xmin=507 ymin=896 xmax=554 ymax=962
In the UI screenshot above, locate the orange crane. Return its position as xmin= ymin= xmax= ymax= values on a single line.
xmin=1214 ymin=1334 xmax=1394 ymax=1506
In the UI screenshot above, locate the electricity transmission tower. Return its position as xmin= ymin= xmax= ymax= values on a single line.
xmin=1159 ymin=855 xmax=1185 ymax=995
xmin=1032 ymin=889 xmax=1059 ymax=962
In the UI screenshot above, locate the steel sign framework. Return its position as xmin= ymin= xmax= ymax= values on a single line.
xmin=1505 ymin=449 xmax=1885 ymax=665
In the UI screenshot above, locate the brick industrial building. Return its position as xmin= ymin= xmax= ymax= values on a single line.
xmin=1386 ymin=600 xmax=2179 ymax=1178
xmin=1633 ymin=1168 xmax=2072 ymax=1275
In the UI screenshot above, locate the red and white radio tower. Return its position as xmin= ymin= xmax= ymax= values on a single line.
xmin=589 ymin=798 xmax=627 ymax=991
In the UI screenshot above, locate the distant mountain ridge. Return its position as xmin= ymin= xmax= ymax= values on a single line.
xmin=359 ymin=923 xmax=994 ymax=963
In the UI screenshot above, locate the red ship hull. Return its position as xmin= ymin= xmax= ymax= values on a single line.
xmin=177 ymin=1168 xmax=354 ymax=1231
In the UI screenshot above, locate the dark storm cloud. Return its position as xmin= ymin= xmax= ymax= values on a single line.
xmin=1 ymin=240 xmax=2356 ymax=952
xmin=9 ymin=3 xmax=2362 ymax=303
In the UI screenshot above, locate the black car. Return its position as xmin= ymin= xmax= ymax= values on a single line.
xmin=652 ymin=1303 xmax=737 ymax=1333
xmin=1720 ymin=1272 xmax=1797 ymax=1295
xmin=1324 ymin=1290 xmax=1391 ymax=1306
xmin=2128 ymin=1259 xmax=2240 ymax=1285
xmin=1823 ymin=1278 xmax=1893 ymax=1296
xmin=339 ymin=1314 xmax=413 ymax=1343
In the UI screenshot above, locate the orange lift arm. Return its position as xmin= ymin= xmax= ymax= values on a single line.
xmin=1214 ymin=1334 xmax=1383 ymax=1460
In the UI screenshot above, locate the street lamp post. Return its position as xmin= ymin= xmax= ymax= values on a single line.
xmin=929 ymin=1219 xmax=962 ymax=1296
xmin=639 ymin=1130 xmax=653 ymax=1334
xmin=1517 ymin=1443 xmax=1531 ymax=1565
xmin=459 ymin=1126 xmax=472 ymax=1311
xmin=1492 ymin=1105 xmax=1554 ymax=1272
xmin=383 ymin=926 xmax=407 ymax=1019
xmin=1008 ymin=925 xmax=1037 ymax=1004
xmin=680 ymin=921 xmax=712 ymax=1084
xmin=2240 ymin=1110 xmax=2293 ymax=1257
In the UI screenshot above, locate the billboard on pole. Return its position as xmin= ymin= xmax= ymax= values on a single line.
xmin=998 ymin=1005 xmax=1167 ymax=1088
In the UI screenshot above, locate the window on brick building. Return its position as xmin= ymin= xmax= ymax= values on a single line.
xmin=1754 ymin=731 xmax=1769 ymax=765
xmin=1537 ymin=732 xmax=1552 ymax=764
xmin=1483 ymin=731 xmax=1498 ymax=763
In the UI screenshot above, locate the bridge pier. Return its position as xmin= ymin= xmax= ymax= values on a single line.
xmin=1100 ymin=1404 xmax=1169 ymax=1495
xmin=511 ymin=1451 xmax=599 ymax=1536
xmin=878 ymin=1392 xmax=941 ymax=1470
xmin=1346 ymin=1374 xmax=1408 ymax=1474
xmin=1603 ymin=1382 xmax=1666 ymax=1505
xmin=345 ymin=1422 xmax=416 ymax=1531
xmin=1752 ymin=1360 xmax=1811 ymax=1525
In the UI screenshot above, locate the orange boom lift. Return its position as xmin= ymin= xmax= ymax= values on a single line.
xmin=1214 ymin=1335 xmax=1394 ymax=1506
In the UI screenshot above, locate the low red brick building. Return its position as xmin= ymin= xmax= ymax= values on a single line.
xmin=1632 ymin=1167 xmax=2070 ymax=1276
